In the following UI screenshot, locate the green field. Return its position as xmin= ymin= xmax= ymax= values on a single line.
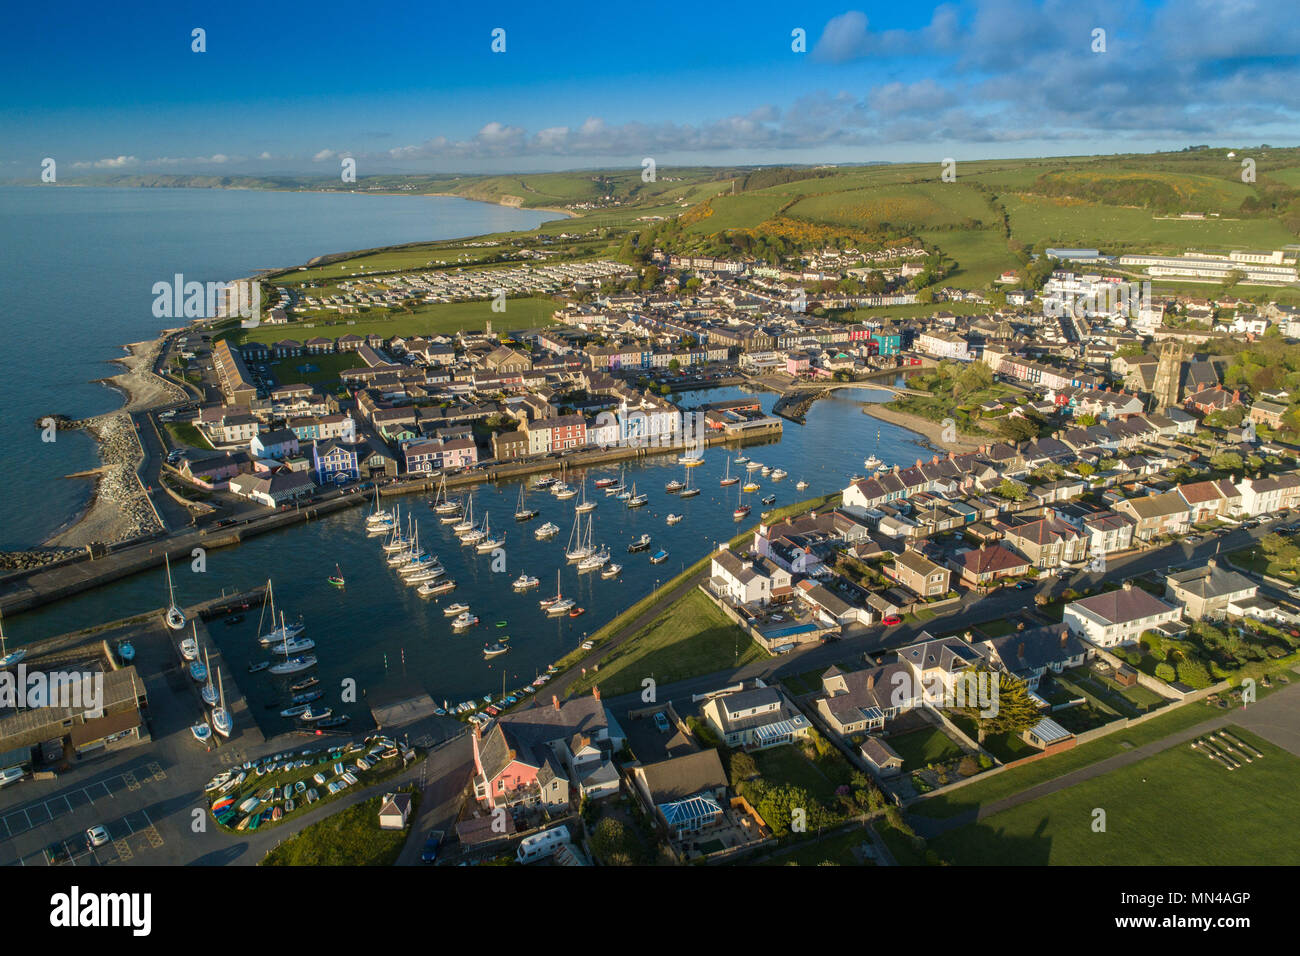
xmin=684 ymin=193 xmax=791 ymax=233
xmin=566 ymin=589 xmax=766 ymax=697
xmin=919 ymin=227 xmax=1020 ymax=288
xmin=265 ymin=352 xmax=361 ymax=386
xmin=233 ymin=296 xmax=560 ymax=346
xmin=786 ymin=182 xmax=996 ymax=231
xmin=931 ymin=727 xmax=1300 ymax=865
xmin=262 ymin=789 xmax=418 ymax=866
xmin=912 ymin=696 xmax=1226 ymax=819
xmin=1002 ymin=193 xmax=1298 ymax=254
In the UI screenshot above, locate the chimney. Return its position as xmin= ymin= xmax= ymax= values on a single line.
xmin=592 ymin=685 xmax=601 ymax=701
xmin=1016 ymin=620 xmax=1025 ymax=631
xmin=552 ymin=695 xmax=560 ymax=712
xmin=1122 ymin=580 xmax=1132 ymax=590
xmin=866 ymin=673 xmax=875 ymax=689
xmin=963 ymin=630 xmax=973 ymax=642
xmin=1060 ymin=629 xmax=1068 ymax=647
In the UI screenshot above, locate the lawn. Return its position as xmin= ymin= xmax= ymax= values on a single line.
xmin=1228 ymin=544 xmax=1299 ymax=582
xmin=912 ymin=696 xmax=1228 ymax=820
xmin=565 ymin=589 xmax=766 ymax=697
xmin=888 ymin=727 xmax=964 ymax=770
xmin=930 ymin=727 xmax=1300 ymax=865
xmin=266 ymin=352 xmax=361 ymax=387
xmin=164 ymin=422 xmax=212 ymax=450
xmin=262 ymin=788 xmax=418 ymax=866
xmin=751 ymin=743 xmax=843 ymax=807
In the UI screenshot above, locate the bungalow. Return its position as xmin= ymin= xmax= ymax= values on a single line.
xmin=227 ymin=469 xmax=315 ymax=508
xmin=948 ymin=543 xmax=1030 ymax=587
xmin=629 ymin=749 xmax=729 ymax=841
xmin=977 ymin=625 xmax=1091 ymax=690
xmin=1063 ymin=582 xmax=1183 ymax=647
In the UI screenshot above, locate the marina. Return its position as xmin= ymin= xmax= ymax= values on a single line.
xmin=3 ymin=386 xmax=927 ymax=708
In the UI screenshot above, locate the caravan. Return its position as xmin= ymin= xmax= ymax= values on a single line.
xmin=516 ymin=825 xmax=571 ymax=864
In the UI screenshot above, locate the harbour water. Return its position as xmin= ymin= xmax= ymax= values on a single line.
xmin=6 ymin=386 xmax=940 ymax=717
xmin=0 ymin=185 xmax=559 ymax=549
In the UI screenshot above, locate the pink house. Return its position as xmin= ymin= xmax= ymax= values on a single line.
xmin=786 ymin=353 xmax=811 ymax=376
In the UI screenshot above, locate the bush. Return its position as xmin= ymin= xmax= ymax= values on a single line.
xmin=1155 ymin=662 xmax=1176 ymax=682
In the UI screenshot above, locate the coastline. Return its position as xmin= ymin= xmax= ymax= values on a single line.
xmin=39 ymin=338 xmax=183 ymax=549
xmin=424 ymin=190 xmax=577 ymax=219
xmin=860 ymin=402 xmax=984 ymax=454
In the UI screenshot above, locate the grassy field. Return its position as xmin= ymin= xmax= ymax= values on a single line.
xmin=164 ymin=422 xmax=211 ymax=450
xmin=912 ymin=696 xmax=1227 ymax=820
xmin=266 ymin=352 xmax=362 ymax=386
xmin=684 ymin=193 xmax=792 ymax=233
xmin=565 ymin=589 xmax=766 ymax=697
xmin=232 ymin=296 xmax=560 ymax=346
xmin=786 ymin=182 xmax=997 ymax=231
xmin=262 ymin=788 xmax=418 ymax=866
xmin=931 ymin=727 xmax=1300 ymax=865
xmin=759 ymin=824 xmax=878 ymax=866
xmin=1002 ymin=193 xmax=1298 ymax=254
xmin=919 ymin=227 xmax=1020 ymax=288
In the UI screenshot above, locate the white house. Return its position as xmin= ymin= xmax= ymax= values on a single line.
xmin=1063 ymin=582 xmax=1182 ymax=647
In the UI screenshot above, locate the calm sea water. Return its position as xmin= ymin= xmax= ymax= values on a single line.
xmin=0 ymin=186 xmax=558 ymax=549
xmin=7 ymin=386 xmax=939 ymax=715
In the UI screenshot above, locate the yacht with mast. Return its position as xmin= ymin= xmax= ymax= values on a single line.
xmin=452 ymin=495 xmax=475 ymax=534
xmin=432 ymin=474 xmax=461 ymax=517
xmin=565 ymin=510 xmax=595 ymax=562
xmin=542 ymin=570 xmax=575 ymax=616
xmin=514 ymin=484 xmax=539 ymax=521
xmin=211 ymin=670 xmax=232 ymax=739
xmin=475 ymin=514 xmax=505 ymax=553
xmin=626 ymin=482 xmax=648 ymax=508
xmin=0 ymin=612 xmax=26 ymax=670
xmin=574 ymin=479 xmax=597 ymax=514
xmin=163 ymin=554 xmax=186 ymax=631
xmin=719 ymin=457 xmax=739 ymax=486
xmin=256 ymin=580 xmax=304 ymax=647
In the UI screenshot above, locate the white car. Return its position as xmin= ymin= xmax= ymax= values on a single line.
xmin=0 ymin=766 xmax=25 ymax=788
xmin=85 ymin=825 xmax=111 ymax=848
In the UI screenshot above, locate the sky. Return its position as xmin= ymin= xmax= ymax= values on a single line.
xmin=3 ymin=0 xmax=1299 ymax=177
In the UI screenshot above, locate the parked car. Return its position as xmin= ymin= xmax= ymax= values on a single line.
xmin=882 ymin=615 xmax=903 ymax=626
xmin=1015 ymin=580 xmax=1034 ymax=590
xmin=0 ymin=766 xmax=25 ymax=788
xmin=85 ymin=825 xmax=111 ymax=849
xmin=420 ymin=829 xmax=442 ymax=864
xmin=653 ymin=712 xmax=670 ymax=733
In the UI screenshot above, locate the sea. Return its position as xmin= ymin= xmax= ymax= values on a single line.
xmin=0 ymin=185 xmax=559 ymax=550
xmin=0 ymin=186 xmax=937 ymax=715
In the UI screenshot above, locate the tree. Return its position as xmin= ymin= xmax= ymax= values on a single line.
xmin=588 ymin=818 xmax=640 ymax=866
xmin=996 ymin=479 xmax=1027 ymax=501
xmin=996 ymin=414 xmax=1040 ymax=442
xmin=955 ymin=669 xmax=1042 ymax=744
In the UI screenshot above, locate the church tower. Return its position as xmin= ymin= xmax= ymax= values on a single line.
xmin=1152 ymin=341 xmax=1183 ymax=412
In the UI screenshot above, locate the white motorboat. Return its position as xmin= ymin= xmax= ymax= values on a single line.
xmin=534 ymin=521 xmax=560 ymax=539
xmin=513 ymin=574 xmax=540 ymax=591
xmin=771 ymin=468 xmax=788 ymax=481
xmin=746 ymin=461 xmax=762 ymax=472
xmin=601 ymin=563 xmax=622 ymax=579
xmin=451 ymin=612 xmax=479 ymax=630
xmin=417 ymin=578 xmax=456 ymax=597
xmin=796 ymin=479 xmax=809 ymax=490
xmin=666 ymin=513 xmax=683 ymax=524
xmin=443 ymin=602 xmax=470 ymax=617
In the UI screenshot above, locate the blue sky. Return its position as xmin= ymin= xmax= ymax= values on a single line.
xmin=3 ymin=0 xmax=1298 ymax=176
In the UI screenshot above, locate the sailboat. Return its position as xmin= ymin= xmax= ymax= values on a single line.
xmin=180 ymin=620 xmax=200 ymax=662
xmin=542 ymin=570 xmax=575 ymax=616
xmin=733 ymin=482 xmax=752 ymax=521
xmin=365 ymin=485 xmax=394 ymax=531
xmin=191 ymin=719 xmax=212 ymax=745
xmin=719 ymin=457 xmax=739 ymax=487
xmin=626 ymin=482 xmax=648 ymax=508
xmin=382 ymin=505 xmax=410 ymax=551
xmin=565 ymin=510 xmax=595 ymax=562
xmin=0 ymin=612 xmax=26 ymax=669
xmin=605 ymin=467 xmax=627 ymax=496
xmin=212 ymin=670 xmax=232 ymax=738
xmin=578 ymin=541 xmax=611 ymax=572
xmin=679 ymin=465 xmax=701 ymax=498
xmin=475 ymin=513 xmax=505 ymax=553
xmin=201 ymin=649 xmax=218 ymax=706
xmin=163 ymin=555 xmax=186 ymax=631
xmin=327 ymin=564 xmax=345 ymax=588
xmin=257 ymin=580 xmax=304 ymax=647
xmin=452 ymin=495 xmax=475 ymax=533
xmin=269 ymin=653 xmax=317 ymax=676
xmin=514 ymin=484 xmax=539 ymax=521
xmin=460 ymin=510 xmax=487 ymax=547
xmin=269 ymin=612 xmax=314 ymax=655
xmin=432 ymin=474 xmax=461 ymax=517
xmin=575 ymin=478 xmax=597 ymax=514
